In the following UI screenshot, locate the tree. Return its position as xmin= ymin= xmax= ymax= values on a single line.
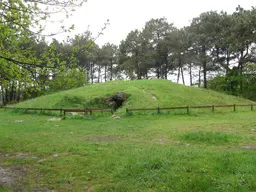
xmin=189 ymin=11 xmax=223 ymax=88
xmin=119 ymin=30 xmax=144 ymax=80
xmin=0 ymin=0 xmax=86 ymax=66
xmin=142 ymin=18 xmax=175 ymax=79
xmin=48 ymin=67 xmax=88 ymax=92
xmin=101 ymin=43 xmax=118 ymax=81
xmin=229 ymin=6 xmax=256 ymax=91
xmin=0 ymin=0 xmax=89 ymax=104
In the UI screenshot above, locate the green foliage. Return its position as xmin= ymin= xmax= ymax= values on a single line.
xmin=0 ymin=0 xmax=89 ymax=105
xmin=48 ymin=67 xmax=88 ymax=92
xmin=209 ymin=64 xmax=256 ymax=101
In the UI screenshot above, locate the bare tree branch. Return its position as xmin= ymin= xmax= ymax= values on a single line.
xmin=0 ymin=55 xmax=55 ymax=68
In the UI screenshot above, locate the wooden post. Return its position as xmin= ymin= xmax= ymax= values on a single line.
xmin=212 ymin=105 xmax=214 ymax=112
xmin=60 ymin=108 xmax=63 ymax=115
xmin=126 ymin=108 xmax=129 ymax=115
xmin=187 ymin=106 xmax=190 ymax=114
xmin=90 ymin=108 xmax=93 ymax=116
xmin=84 ymin=108 xmax=86 ymax=116
xmin=233 ymin=104 xmax=236 ymax=112
xmin=64 ymin=110 xmax=66 ymax=117
xmin=41 ymin=108 xmax=43 ymax=113
xmin=251 ymin=104 xmax=254 ymax=111
xmin=157 ymin=107 xmax=160 ymax=114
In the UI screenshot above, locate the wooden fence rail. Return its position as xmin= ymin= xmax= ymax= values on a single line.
xmin=126 ymin=104 xmax=255 ymax=115
xmin=3 ymin=107 xmax=113 ymax=117
xmin=1 ymin=103 xmax=255 ymax=117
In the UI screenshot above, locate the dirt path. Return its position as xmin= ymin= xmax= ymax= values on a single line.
xmin=0 ymin=153 xmax=27 ymax=191
xmin=0 ymin=166 xmax=14 ymax=187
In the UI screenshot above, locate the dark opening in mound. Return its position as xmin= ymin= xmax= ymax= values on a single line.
xmin=108 ymin=92 xmax=129 ymax=110
xmin=54 ymin=92 xmax=129 ymax=110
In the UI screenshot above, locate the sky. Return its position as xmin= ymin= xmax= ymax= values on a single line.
xmin=50 ymin=0 xmax=255 ymax=46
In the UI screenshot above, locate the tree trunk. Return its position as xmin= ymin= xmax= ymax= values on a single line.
xmin=164 ymin=55 xmax=168 ymax=79
xmin=145 ymin=70 xmax=148 ymax=79
xmin=85 ymin=63 xmax=90 ymax=83
xmin=1 ymin=87 xmax=5 ymax=105
xmin=137 ymin=61 xmax=141 ymax=80
xmin=5 ymin=88 xmax=8 ymax=104
xmin=10 ymin=81 xmax=15 ymax=102
xmin=16 ymin=82 xmax=21 ymax=103
xmin=177 ymin=67 xmax=180 ymax=83
xmin=110 ymin=60 xmax=113 ymax=81
xmin=181 ymin=67 xmax=185 ymax=85
xmin=189 ymin=63 xmax=193 ymax=86
xmin=90 ymin=63 xmax=94 ymax=84
xmin=203 ymin=62 xmax=207 ymax=88
xmin=104 ymin=64 xmax=107 ymax=82
xmin=135 ymin=52 xmax=141 ymax=80
xmin=156 ymin=68 xmax=160 ymax=79
xmin=238 ymin=50 xmax=244 ymax=92
xmin=202 ymin=45 xmax=207 ymax=88
xmin=198 ymin=66 xmax=202 ymax=88
xmin=177 ymin=57 xmax=182 ymax=83
xmin=226 ymin=50 xmax=230 ymax=75
xmin=161 ymin=65 xmax=164 ymax=79
xmin=98 ymin=65 xmax=101 ymax=83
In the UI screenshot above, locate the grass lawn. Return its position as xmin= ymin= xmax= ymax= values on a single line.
xmin=0 ymin=109 xmax=256 ymax=191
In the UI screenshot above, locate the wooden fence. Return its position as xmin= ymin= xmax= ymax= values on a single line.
xmin=3 ymin=107 xmax=113 ymax=117
xmin=125 ymin=104 xmax=255 ymax=115
xmin=1 ymin=103 xmax=255 ymax=117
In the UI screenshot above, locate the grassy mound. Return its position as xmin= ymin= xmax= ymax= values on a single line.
xmin=13 ymin=80 xmax=253 ymax=110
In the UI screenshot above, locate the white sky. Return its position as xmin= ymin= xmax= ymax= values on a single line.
xmin=51 ymin=0 xmax=255 ymax=46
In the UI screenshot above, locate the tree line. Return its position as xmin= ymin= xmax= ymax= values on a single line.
xmin=0 ymin=1 xmax=256 ymax=105
xmin=118 ymin=6 xmax=256 ymax=101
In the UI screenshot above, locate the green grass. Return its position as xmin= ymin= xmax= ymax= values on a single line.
xmin=180 ymin=131 xmax=241 ymax=144
xmin=12 ymin=80 xmax=253 ymax=112
xmin=0 ymin=109 xmax=256 ymax=191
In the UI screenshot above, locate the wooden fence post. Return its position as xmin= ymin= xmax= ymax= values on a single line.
xmin=233 ymin=104 xmax=236 ymax=112
xmin=212 ymin=105 xmax=215 ymax=112
xmin=90 ymin=108 xmax=93 ymax=116
xmin=64 ymin=110 xmax=66 ymax=117
xmin=60 ymin=108 xmax=63 ymax=116
xmin=157 ymin=107 xmax=160 ymax=114
xmin=187 ymin=106 xmax=190 ymax=114
xmin=126 ymin=108 xmax=129 ymax=115
xmin=251 ymin=104 xmax=253 ymax=111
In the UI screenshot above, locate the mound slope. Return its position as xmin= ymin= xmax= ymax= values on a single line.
xmin=13 ymin=80 xmax=253 ymax=110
